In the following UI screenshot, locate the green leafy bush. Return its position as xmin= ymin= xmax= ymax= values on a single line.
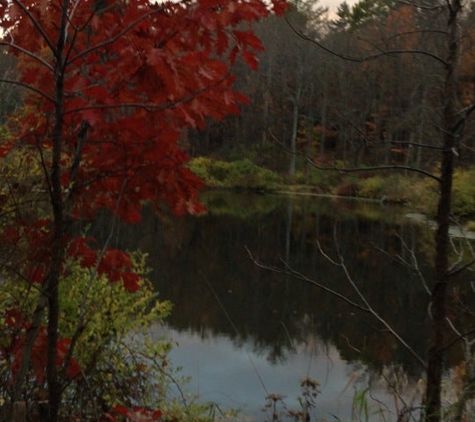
xmin=188 ymin=157 xmax=280 ymax=190
xmin=0 ymin=252 xmax=218 ymax=421
xmin=394 ymin=168 xmax=475 ymax=217
xmin=452 ymin=169 xmax=475 ymax=217
xmin=208 ymin=160 xmax=233 ymax=183
xmin=465 ymin=220 xmax=475 ymax=232
xmin=57 ymin=252 xmax=173 ymax=418
xmin=294 ymin=169 xmax=340 ymax=191
xmin=357 ymin=176 xmax=386 ymax=199
xmin=356 ymin=174 xmax=413 ymax=202
xmin=186 ymin=156 xmax=213 ymax=181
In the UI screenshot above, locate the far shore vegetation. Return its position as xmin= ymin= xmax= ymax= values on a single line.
xmin=188 ymin=156 xmax=475 ymax=228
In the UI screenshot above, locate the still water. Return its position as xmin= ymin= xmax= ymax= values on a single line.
xmin=96 ymin=191 xmax=443 ymax=421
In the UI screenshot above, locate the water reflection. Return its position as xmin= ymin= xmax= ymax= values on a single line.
xmin=160 ymin=326 xmax=387 ymax=421
xmin=91 ymin=192 xmax=443 ymax=420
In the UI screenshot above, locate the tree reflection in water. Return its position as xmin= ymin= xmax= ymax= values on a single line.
xmin=91 ymin=192 xmax=471 ymax=420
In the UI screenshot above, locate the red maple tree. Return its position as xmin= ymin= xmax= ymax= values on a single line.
xmin=0 ymin=0 xmax=288 ymax=420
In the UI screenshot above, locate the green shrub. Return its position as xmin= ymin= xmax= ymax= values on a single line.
xmin=401 ymin=168 xmax=475 ymax=217
xmin=0 ymin=252 xmax=218 ymax=421
xmin=187 ymin=156 xmax=213 ymax=181
xmin=452 ymin=169 xmax=475 ymax=217
xmin=334 ymin=182 xmax=359 ymax=197
xmin=409 ymin=176 xmax=439 ymax=215
xmin=208 ymin=160 xmax=233 ymax=184
xmin=357 ymin=176 xmax=386 ymax=199
xmin=58 ymin=253 xmax=174 ymax=418
xmin=188 ymin=157 xmax=280 ymax=190
xmin=294 ymin=169 xmax=326 ymax=186
xmin=229 ymin=159 xmax=280 ymax=190
xmin=465 ymin=220 xmax=475 ymax=232
xmin=356 ymin=174 xmax=414 ymax=202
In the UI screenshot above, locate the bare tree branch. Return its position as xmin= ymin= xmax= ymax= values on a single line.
xmin=285 ymin=16 xmax=449 ymax=67
xmin=397 ymin=0 xmax=446 ymax=11
xmin=246 ymin=236 xmax=426 ymax=368
xmin=371 ymin=234 xmax=431 ymax=296
xmin=320 ymin=229 xmax=426 ymax=367
xmin=11 ymin=0 xmax=55 ymax=52
xmin=268 ymin=130 xmax=442 ymax=182
xmin=0 ymin=37 xmax=54 ymax=71
xmin=0 ymin=78 xmax=56 ymax=103
xmin=68 ymin=5 xmax=169 ymax=64
xmin=245 ymin=246 xmax=371 ymax=313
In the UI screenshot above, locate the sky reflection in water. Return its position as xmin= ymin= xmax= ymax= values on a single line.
xmin=103 ymin=194 xmax=429 ymax=421
xmin=160 ymin=326 xmax=398 ymax=421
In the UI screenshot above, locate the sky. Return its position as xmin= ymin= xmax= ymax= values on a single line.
xmin=159 ymin=326 xmax=402 ymax=421
xmin=320 ymin=0 xmax=357 ymax=19
xmin=324 ymin=0 xmax=345 ymax=13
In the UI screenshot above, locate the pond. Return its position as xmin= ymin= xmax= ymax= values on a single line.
xmin=92 ymin=191 xmax=468 ymax=421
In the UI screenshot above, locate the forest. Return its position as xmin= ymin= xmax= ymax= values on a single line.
xmin=187 ymin=0 xmax=475 ymax=179
xmin=1 ymin=0 xmax=475 ymax=421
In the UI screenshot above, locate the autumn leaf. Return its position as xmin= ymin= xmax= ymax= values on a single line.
xmin=0 ymin=0 xmax=289 ymax=414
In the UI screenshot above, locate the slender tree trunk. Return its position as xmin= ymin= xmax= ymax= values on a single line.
xmin=319 ymin=92 xmax=327 ymax=158
xmin=12 ymin=297 xmax=47 ymax=403
xmin=424 ymin=1 xmax=461 ymax=421
xmin=304 ymin=90 xmax=315 ymax=179
xmin=261 ymin=47 xmax=274 ymax=145
xmin=46 ymin=92 xmax=64 ymax=422
xmin=46 ymin=3 xmax=70 ymax=420
xmin=289 ymin=98 xmax=299 ymax=177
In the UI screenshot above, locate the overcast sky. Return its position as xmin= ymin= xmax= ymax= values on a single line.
xmin=321 ymin=0 xmax=358 ymax=17
xmin=324 ymin=0 xmax=344 ymax=13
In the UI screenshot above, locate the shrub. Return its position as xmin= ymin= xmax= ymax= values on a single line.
xmin=357 ymin=176 xmax=386 ymax=199
xmin=188 ymin=157 xmax=280 ymax=190
xmin=0 ymin=251 xmax=215 ymax=421
xmin=465 ymin=220 xmax=475 ymax=232
xmin=208 ymin=160 xmax=233 ymax=183
xmin=356 ymin=174 xmax=415 ymax=203
xmin=187 ymin=156 xmax=213 ymax=182
xmin=293 ymin=168 xmax=340 ymax=191
xmin=452 ymin=169 xmax=475 ymax=217
xmin=400 ymin=168 xmax=475 ymax=217
xmin=334 ymin=182 xmax=359 ymax=197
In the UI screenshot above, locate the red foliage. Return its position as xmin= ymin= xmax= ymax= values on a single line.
xmin=0 ymin=0 xmax=288 ymax=282
xmin=4 ymin=322 xmax=82 ymax=385
xmin=104 ymin=405 xmax=162 ymax=422
xmin=67 ymin=237 xmax=141 ymax=292
xmin=1 ymin=0 xmax=287 ymax=225
xmin=0 ymin=0 xmax=288 ymax=414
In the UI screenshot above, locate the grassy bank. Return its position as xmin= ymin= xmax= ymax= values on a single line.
xmin=188 ymin=157 xmax=475 ymax=225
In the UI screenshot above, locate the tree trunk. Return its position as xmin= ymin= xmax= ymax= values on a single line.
xmin=289 ymin=98 xmax=299 ymax=177
xmin=46 ymin=4 xmax=70 ymax=420
xmin=424 ymin=1 xmax=461 ymax=420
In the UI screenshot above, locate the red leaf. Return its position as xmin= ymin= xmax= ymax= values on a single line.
xmin=80 ymin=108 xmax=102 ymax=126
xmin=232 ymin=29 xmax=264 ymax=51
xmin=122 ymin=272 xmax=140 ymax=293
xmin=111 ymin=405 xmax=162 ymax=421
xmin=242 ymin=50 xmax=259 ymax=70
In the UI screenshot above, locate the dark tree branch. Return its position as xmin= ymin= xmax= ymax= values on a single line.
xmin=397 ymin=0 xmax=446 ymax=11
xmin=268 ymin=130 xmax=442 ymax=182
xmin=381 ymin=140 xmax=443 ymax=150
xmin=11 ymin=0 xmax=55 ymax=52
xmin=0 ymin=78 xmax=56 ymax=103
xmin=326 ymin=228 xmax=426 ymax=367
xmin=0 ymin=38 xmax=54 ymax=72
xmin=385 ymin=29 xmax=448 ymax=42
xmin=64 ymin=74 xmax=233 ymax=116
xmin=285 ymin=16 xmax=449 ymax=67
xmin=448 ymin=258 xmax=475 ymax=278
xmin=245 ymin=246 xmax=371 ymax=313
xmin=69 ymin=5 xmax=169 ymax=64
